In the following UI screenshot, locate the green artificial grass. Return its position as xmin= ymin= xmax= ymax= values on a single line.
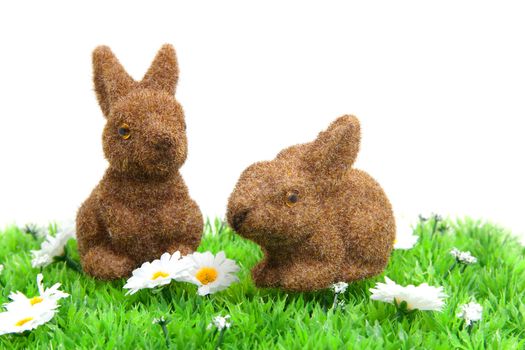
xmin=1 ymin=217 xmax=524 ymax=349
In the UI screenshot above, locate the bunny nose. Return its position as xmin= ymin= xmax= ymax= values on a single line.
xmin=155 ymin=137 xmax=174 ymax=152
xmin=232 ymin=209 xmax=250 ymax=231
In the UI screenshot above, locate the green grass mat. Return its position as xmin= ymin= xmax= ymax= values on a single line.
xmin=1 ymin=218 xmax=524 ymax=349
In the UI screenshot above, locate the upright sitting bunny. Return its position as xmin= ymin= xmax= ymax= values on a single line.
xmin=227 ymin=115 xmax=395 ymax=291
xmin=76 ymin=44 xmax=203 ymax=280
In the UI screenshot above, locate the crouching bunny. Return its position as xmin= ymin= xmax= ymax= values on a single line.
xmin=76 ymin=44 xmax=203 ymax=280
xmin=227 ymin=115 xmax=395 ymax=291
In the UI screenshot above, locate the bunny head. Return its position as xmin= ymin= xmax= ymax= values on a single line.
xmin=227 ymin=115 xmax=361 ymax=247
xmin=93 ymin=44 xmax=187 ymax=177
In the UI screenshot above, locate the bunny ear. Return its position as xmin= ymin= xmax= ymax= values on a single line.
xmin=92 ymin=46 xmax=136 ymax=118
xmin=139 ymin=44 xmax=179 ymax=95
xmin=303 ymin=115 xmax=361 ymax=178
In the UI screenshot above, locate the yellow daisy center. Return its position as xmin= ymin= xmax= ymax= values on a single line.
xmin=195 ymin=267 xmax=218 ymax=285
xmin=151 ymin=271 xmax=169 ymax=280
xmin=15 ymin=317 xmax=34 ymax=327
xmin=29 ymin=296 xmax=44 ymax=305
xmin=394 ymin=239 xmax=398 ymax=244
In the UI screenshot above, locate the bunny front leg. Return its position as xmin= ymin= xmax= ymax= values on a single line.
xmin=251 ymin=255 xmax=283 ymax=288
xmin=162 ymin=199 xmax=203 ymax=254
xmin=166 ymin=241 xmax=196 ymax=256
xmin=279 ymin=260 xmax=341 ymax=291
xmin=82 ymin=245 xmax=136 ymax=280
xmin=339 ymin=261 xmax=387 ymax=282
xmin=279 ymin=231 xmax=345 ymax=291
xmin=77 ymin=196 xmax=136 ymax=279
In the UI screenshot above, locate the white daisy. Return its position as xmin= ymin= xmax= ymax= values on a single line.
xmin=59 ymin=219 xmax=77 ymax=239
xmin=179 ymin=251 xmax=240 ymax=296
xmin=5 ymin=274 xmax=69 ymax=312
xmin=394 ymin=215 xmax=419 ymax=249
xmin=31 ymin=255 xmax=52 ymax=268
xmin=370 ymin=277 xmax=447 ymax=311
xmin=22 ymin=224 xmax=49 ymax=239
xmin=450 ymin=248 xmax=477 ymax=264
xmin=331 ymin=282 xmax=348 ymax=294
xmin=207 ymin=315 xmax=231 ymax=331
xmin=457 ymin=302 xmax=483 ymax=326
xmin=31 ymin=229 xmax=75 ymax=268
xmin=0 ymin=264 xmax=4 ymax=275
xmin=0 ymin=305 xmax=56 ymax=335
xmin=152 ymin=316 xmax=167 ymax=325
xmin=123 ymin=252 xmax=190 ymax=295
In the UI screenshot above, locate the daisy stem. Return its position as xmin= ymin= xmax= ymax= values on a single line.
xmin=443 ymin=261 xmax=457 ymax=279
xmin=61 ymin=245 xmax=83 ymax=273
xmin=65 ymin=256 xmax=82 ymax=272
xmin=215 ymin=328 xmax=226 ymax=350
xmin=160 ymin=322 xmax=171 ymax=349
xmin=332 ymin=292 xmax=339 ymax=310
xmin=394 ymin=299 xmax=407 ymax=321
xmin=395 ymin=310 xmax=404 ymax=321
xmin=465 ymin=321 xmax=474 ymax=335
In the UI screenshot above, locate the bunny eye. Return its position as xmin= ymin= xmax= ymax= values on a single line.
xmin=118 ymin=123 xmax=131 ymax=140
xmin=285 ymin=190 xmax=299 ymax=207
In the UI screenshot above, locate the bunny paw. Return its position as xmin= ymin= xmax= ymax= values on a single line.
xmin=252 ymin=262 xmax=281 ymax=288
xmin=280 ymin=262 xmax=337 ymax=292
xmin=167 ymin=243 xmax=195 ymax=257
xmin=81 ymin=246 xmax=135 ymax=280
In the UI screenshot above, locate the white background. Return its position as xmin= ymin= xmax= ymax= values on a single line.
xmin=1 ymin=1 xmax=524 ymax=238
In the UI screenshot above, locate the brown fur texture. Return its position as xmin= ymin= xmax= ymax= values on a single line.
xmin=227 ymin=115 xmax=395 ymax=292
xmin=76 ymin=44 xmax=203 ymax=280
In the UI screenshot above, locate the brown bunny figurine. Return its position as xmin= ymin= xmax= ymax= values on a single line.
xmin=76 ymin=44 xmax=203 ymax=280
xmin=227 ymin=115 xmax=395 ymax=291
